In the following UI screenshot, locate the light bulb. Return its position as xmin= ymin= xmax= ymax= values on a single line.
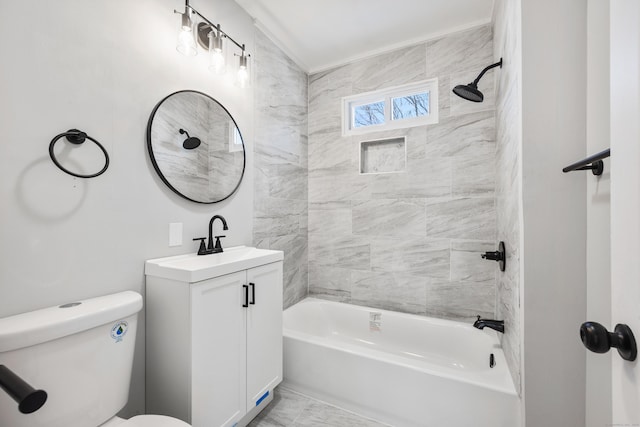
xmin=176 ymin=9 xmax=197 ymax=56
xmin=208 ymin=31 xmax=226 ymax=74
xmin=235 ymin=53 xmax=250 ymax=88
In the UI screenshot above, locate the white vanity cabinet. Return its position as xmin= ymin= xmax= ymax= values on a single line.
xmin=145 ymin=247 xmax=284 ymax=427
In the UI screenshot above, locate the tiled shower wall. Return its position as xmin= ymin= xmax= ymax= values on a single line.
xmin=494 ymin=0 xmax=522 ymax=393
xmin=253 ymin=30 xmax=309 ymax=309
xmin=307 ymin=25 xmax=499 ymax=321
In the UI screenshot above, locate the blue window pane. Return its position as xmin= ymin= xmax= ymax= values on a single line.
xmin=392 ymin=92 xmax=429 ymax=120
xmin=353 ymin=101 xmax=385 ymax=128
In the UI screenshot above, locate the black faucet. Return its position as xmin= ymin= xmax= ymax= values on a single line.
xmin=208 ymin=215 xmax=228 ymax=253
xmin=193 ymin=215 xmax=229 ymax=256
xmin=473 ymin=316 xmax=505 ymax=333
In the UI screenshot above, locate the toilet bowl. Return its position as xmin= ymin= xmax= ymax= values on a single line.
xmin=0 ymin=291 xmax=192 ymax=427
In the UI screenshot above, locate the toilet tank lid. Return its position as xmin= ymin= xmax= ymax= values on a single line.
xmin=0 ymin=291 xmax=143 ymax=353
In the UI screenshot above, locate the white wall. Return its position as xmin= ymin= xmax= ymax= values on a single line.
xmin=0 ymin=0 xmax=257 ymax=416
xmin=521 ymin=0 xmax=587 ymax=425
xmin=586 ymin=1 xmax=611 ymax=426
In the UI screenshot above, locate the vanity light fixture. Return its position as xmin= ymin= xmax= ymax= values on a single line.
xmin=236 ymin=49 xmax=250 ymax=88
xmin=175 ymin=5 xmax=197 ymax=56
xmin=208 ymin=25 xmax=226 ymax=75
xmin=174 ymin=0 xmax=250 ymax=87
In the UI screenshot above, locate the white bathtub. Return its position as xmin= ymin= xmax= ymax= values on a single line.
xmin=282 ymin=298 xmax=520 ymax=427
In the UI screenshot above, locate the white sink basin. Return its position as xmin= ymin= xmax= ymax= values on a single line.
xmin=145 ymin=246 xmax=284 ymax=283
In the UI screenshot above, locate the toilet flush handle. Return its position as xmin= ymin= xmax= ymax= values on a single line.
xmin=0 ymin=365 xmax=48 ymax=414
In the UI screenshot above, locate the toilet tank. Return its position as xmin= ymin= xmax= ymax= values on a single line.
xmin=0 ymin=291 xmax=143 ymax=427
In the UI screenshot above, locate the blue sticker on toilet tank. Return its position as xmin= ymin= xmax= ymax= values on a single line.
xmin=110 ymin=321 xmax=128 ymax=343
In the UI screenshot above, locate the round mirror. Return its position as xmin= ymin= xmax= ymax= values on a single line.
xmin=147 ymin=90 xmax=246 ymax=203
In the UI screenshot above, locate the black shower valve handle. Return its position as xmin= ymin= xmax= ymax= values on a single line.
xmin=480 ymin=241 xmax=506 ymax=272
xmin=481 ymin=251 xmax=503 ymax=261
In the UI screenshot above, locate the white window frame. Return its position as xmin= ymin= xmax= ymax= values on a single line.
xmin=341 ymin=78 xmax=439 ymax=136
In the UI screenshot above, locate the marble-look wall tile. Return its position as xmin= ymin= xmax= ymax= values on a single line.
xmin=267 ymin=163 xmax=308 ymax=200
xmin=351 ymin=44 xmax=427 ymax=93
xmin=351 ymin=271 xmax=427 ymax=315
xmin=426 ymin=197 xmax=496 ymax=240
xmin=370 ymin=237 xmax=450 ymax=279
xmin=254 ymin=30 xmax=308 ymax=308
xmin=309 ymin=131 xmax=350 ymax=171
xmin=308 ymin=263 xmax=351 ymax=302
xmin=425 ymin=110 xmax=495 ymax=158
xmin=426 ymin=25 xmax=493 ymax=77
xmin=450 ymin=240 xmax=497 ymax=282
xmin=425 ymin=279 xmax=495 ymax=321
xmin=308 ymin=207 xmax=352 ymax=236
xmin=452 ymin=151 xmax=496 ymax=197
xmin=269 ymin=233 xmax=308 ymax=309
xmin=370 ymin=157 xmax=452 ymax=199
xmin=308 ymin=235 xmax=370 ymax=270
xmin=308 ymin=166 xmax=372 ymax=202
xmin=352 ymin=199 xmax=426 ymax=237
xmin=307 ymin=25 xmax=497 ymax=321
xmin=493 ymin=0 xmax=522 ymax=393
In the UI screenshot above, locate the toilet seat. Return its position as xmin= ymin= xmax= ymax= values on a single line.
xmin=120 ymin=415 xmax=191 ymax=427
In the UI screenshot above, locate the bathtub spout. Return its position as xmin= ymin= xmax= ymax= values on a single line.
xmin=473 ymin=316 xmax=504 ymax=333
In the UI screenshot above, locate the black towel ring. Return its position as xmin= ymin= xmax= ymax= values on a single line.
xmin=49 ymin=129 xmax=109 ymax=178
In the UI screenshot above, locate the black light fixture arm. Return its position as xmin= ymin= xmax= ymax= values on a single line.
xmin=472 ymin=58 xmax=503 ymax=85
xmin=184 ymin=2 xmax=247 ymax=53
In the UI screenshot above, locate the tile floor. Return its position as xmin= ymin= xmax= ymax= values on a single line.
xmin=248 ymin=386 xmax=389 ymax=427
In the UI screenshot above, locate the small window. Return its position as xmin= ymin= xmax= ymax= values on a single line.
xmin=353 ymin=100 xmax=385 ymax=128
xmin=392 ymin=92 xmax=429 ymax=120
xmin=229 ymin=122 xmax=243 ymax=153
xmin=342 ymin=79 xmax=438 ymax=136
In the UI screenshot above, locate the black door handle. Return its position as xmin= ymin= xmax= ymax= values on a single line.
xmin=580 ymin=321 xmax=637 ymax=361
xmin=242 ymin=284 xmax=249 ymax=308
xmin=249 ymin=282 xmax=255 ymax=305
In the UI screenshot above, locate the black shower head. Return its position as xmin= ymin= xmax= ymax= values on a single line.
xmin=179 ymin=128 xmax=201 ymax=150
xmin=452 ymin=58 xmax=503 ymax=103
xmin=452 ymin=83 xmax=484 ymax=103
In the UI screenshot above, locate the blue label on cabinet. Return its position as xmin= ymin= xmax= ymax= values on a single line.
xmin=256 ymin=390 xmax=269 ymax=406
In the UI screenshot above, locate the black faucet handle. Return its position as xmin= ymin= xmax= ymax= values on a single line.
xmin=214 ymin=235 xmax=226 ymax=252
xmin=193 ymin=237 xmax=208 ymax=255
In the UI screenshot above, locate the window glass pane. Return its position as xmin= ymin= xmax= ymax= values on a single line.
xmin=392 ymin=92 xmax=429 ymax=120
xmin=353 ymin=101 xmax=385 ymax=128
xmin=229 ymin=122 xmax=243 ymax=152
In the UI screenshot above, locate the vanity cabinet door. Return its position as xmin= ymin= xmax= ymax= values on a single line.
xmin=245 ymin=262 xmax=283 ymax=410
xmin=191 ymin=271 xmax=247 ymax=427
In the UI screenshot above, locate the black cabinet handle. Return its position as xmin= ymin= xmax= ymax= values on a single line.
xmin=0 ymin=365 xmax=48 ymax=414
xmin=242 ymin=284 xmax=249 ymax=308
xmin=249 ymin=282 xmax=255 ymax=305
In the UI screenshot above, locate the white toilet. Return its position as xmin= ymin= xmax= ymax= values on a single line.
xmin=0 ymin=291 xmax=190 ymax=427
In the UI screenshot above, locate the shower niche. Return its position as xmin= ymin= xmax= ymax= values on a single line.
xmin=359 ymin=136 xmax=406 ymax=174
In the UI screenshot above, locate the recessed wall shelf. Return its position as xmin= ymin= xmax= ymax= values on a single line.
xmin=562 ymin=148 xmax=610 ymax=176
xmin=359 ymin=137 xmax=406 ymax=174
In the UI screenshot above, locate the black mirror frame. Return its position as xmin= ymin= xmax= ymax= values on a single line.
xmin=146 ymin=90 xmax=246 ymax=204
